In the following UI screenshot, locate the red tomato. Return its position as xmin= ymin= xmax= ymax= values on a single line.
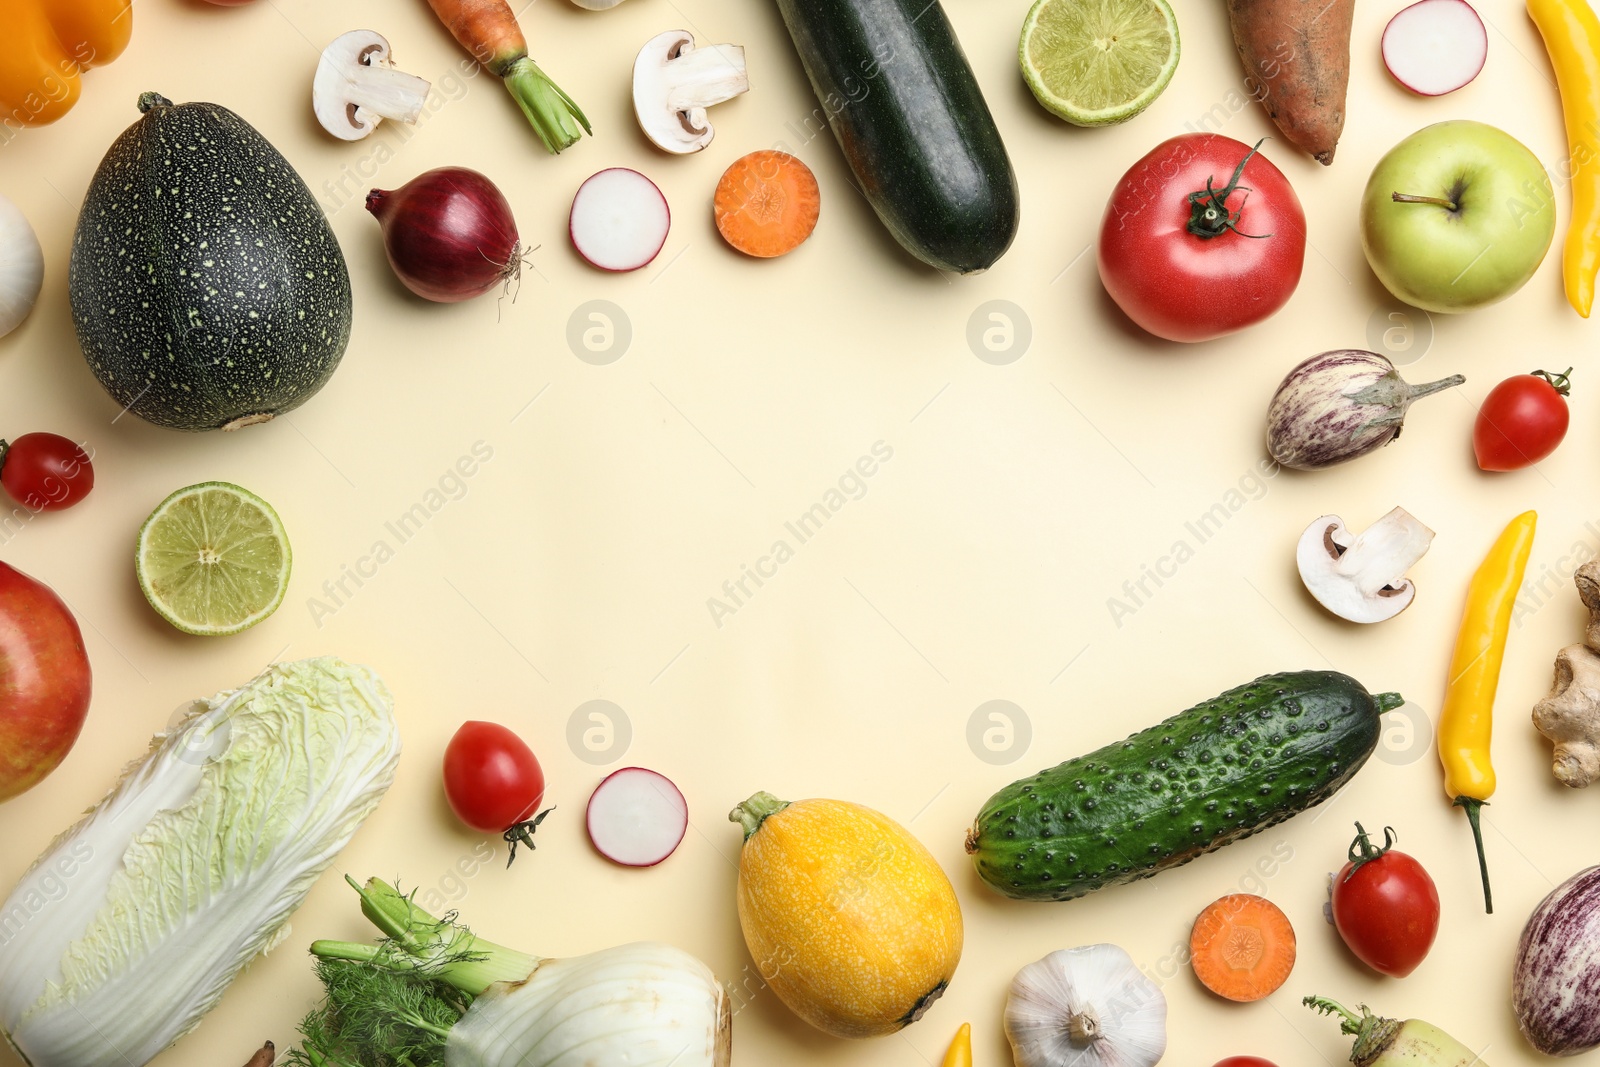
xmin=1213 ymin=1058 xmax=1279 ymax=1067
xmin=443 ymin=721 xmax=550 ymax=863
xmin=0 ymin=434 xmax=94 ymax=512
xmin=1473 ymin=369 xmax=1571 ymax=471
xmin=1098 ymin=135 xmax=1306 ymax=343
xmin=1331 ymin=823 xmax=1440 ymax=978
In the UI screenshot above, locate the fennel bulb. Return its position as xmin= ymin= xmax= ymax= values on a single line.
xmin=291 ymin=877 xmax=731 ymax=1067
xmin=0 ymin=657 xmax=401 ymax=1067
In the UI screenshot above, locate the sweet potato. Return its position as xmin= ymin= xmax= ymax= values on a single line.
xmin=1226 ymin=0 xmax=1354 ymax=164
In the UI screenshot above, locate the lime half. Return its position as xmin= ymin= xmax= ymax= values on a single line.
xmin=1021 ymin=0 xmax=1180 ymax=127
xmin=136 ymin=482 xmax=291 ymax=636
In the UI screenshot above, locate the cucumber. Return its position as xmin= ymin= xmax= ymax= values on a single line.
xmin=966 ymin=671 xmax=1402 ymax=901
xmin=773 ymin=0 xmax=1019 ymax=274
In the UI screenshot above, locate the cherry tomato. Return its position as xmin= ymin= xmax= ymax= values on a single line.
xmin=442 ymin=721 xmax=550 ymax=864
xmin=1473 ymin=369 xmax=1571 ymax=471
xmin=0 ymin=434 xmax=94 ymax=512
xmin=1213 ymin=1058 xmax=1279 ymax=1067
xmin=1098 ymin=135 xmax=1306 ymax=343
xmin=1331 ymin=823 xmax=1440 ymax=978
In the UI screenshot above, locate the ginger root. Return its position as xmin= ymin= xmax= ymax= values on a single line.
xmin=241 ymin=1041 xmax=274 ymax=1067
xmin=1533 ymin=559 xmax=1600 ymax=786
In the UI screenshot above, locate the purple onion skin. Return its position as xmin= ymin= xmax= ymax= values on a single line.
xmin=1514 ymin=865 xmax=1600 ymax=1056
xmin=1264 ymin=349 xmax=1464 ymax=471
xmin=366 ymin=167 xmax=519 ymax=303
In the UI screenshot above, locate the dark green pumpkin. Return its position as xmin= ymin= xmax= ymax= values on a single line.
xmin=70 ymin=93 xmax=352 ymax=432
xmin=773 ymin=0 xmax=1020 ymax=274
xmin=966 ymin=671 xmax=1402 ymax=901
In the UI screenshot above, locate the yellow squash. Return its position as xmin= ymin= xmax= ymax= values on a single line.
xmin=0 ymin=0 xmax=133 ymax=131
xmin=730 ymin=791 xmax=963 ymax=1039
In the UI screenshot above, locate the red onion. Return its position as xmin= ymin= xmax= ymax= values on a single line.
xmin=365 ymin=167 xmax=521 ymax=303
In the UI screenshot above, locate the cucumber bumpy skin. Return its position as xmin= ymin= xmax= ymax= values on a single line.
xmin=966 ymin=671 xmax=1403 ymax=901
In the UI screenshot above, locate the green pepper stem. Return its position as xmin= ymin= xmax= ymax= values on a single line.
xmin=1455 ymin=797 xmax=1493 ymax=914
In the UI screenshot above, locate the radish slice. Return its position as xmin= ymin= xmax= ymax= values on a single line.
xmin=569 ymin=168 xmax=671 ymax=272
xmin=586 ymin=767 xmax=688 ymax=867
xmin=1382 ymin=0 xmax=1487 ymax=96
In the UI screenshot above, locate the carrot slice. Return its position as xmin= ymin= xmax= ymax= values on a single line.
xmin=1189 ymin=894 xmax=1297 ymax=1002
xmin=714 ymin=150 xmax=821 ymax=258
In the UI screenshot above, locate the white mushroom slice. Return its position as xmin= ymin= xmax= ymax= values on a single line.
xmin=633 ymin=30 xmax=749 ymax=154
xmin=1297 ymin=507 xmax=1435 ymax=624
xmin=313 ymin=30 xmax=432 ymax=141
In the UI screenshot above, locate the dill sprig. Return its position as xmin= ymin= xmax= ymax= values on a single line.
xmin=284 ymin=879 xmax=538 ymax=1067
xmin=285 ymin=950 xmax=464 ymax=1067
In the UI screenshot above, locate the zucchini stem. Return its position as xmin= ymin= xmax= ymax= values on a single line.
xmin=1455 ymin=797 xmax=1493 ymax=913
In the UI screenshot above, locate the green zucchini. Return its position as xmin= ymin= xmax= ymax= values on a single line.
xmin=70 ymin=93 xmax=352 ymax=432
xmin=773 ymin=0 xmax=1019 ymax=274
xmin=966 ymin=671 xmax=1402 ymax=901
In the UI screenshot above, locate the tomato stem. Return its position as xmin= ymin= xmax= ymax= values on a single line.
xmin=1454 ymin=796 xmax=1493 ymax=913
xmin=1534 ymin=367 xmax=1574 ymax=396
xmin=503 ymin=806 xmax=555 ymax=867
xmin=1186 ymin=137 xmax=1273 ymax=240
xmin=1342 ymin=822 xmax=1396 ymax=881
xmin=1391 ymin=192 xmax=1459 ymax=210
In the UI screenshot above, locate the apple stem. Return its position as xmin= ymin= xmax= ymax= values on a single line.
xmin=1391 ymin=192 xmax=1459 ymax=210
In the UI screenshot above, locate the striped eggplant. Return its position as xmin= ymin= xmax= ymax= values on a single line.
xmin=1265 ymin=350 xmax=1463 ymax=470
xmin=1513 ymin=865 xmax=1600 ymax=1055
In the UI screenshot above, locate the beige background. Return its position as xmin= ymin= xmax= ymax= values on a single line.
xmin=0 ymin=0 xmax=1596 ymax=1062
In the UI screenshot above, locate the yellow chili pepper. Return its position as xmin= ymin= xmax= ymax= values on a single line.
xmin=941 ymin=1022 xmax=972 ymax=1067
xmin=0 ymin=0 xmax=133 ymax=132
xmin=1529 ymin=0 xmax=1600 ymax=317
xmin=1439 ymin=510 xmax=1536 ymax=914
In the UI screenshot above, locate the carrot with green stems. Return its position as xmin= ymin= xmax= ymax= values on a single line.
xmin=424 ymin=0 xmax=590 ymax=153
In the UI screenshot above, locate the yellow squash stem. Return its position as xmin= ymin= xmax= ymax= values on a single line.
xmin=1529 ymin=0 xmax=1600 ymax=316
xmin=1439 ymin=510 xmax=1537 ymax=913
xmin=942 ymin=1022 xmax=972 ymax=1067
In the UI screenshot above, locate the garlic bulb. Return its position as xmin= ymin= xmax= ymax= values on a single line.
xmin=1005 ymin=945 xmax=1166 ymax=1067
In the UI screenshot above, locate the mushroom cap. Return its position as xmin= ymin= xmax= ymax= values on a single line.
xmin=634 ymin=30 xmax=710 ymax=154
xmin=314 ymin=30 xmax=395 ymax=141
xmin=632 ymin=30 xmax=749 ymax=155
xmin=1296 ymin=511 xmax=1429 ymax=624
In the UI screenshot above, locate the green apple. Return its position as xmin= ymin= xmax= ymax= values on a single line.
xmin=1360 ymin=120 xmax=1556 ymax=313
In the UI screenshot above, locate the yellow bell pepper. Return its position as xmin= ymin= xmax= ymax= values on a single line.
xmin=1528 ymin=0 xmax=1600 ymax=316
xmin=0 ymin=0 xmax=133 ymax=131
xmin=942 ymin=1023 xmax=972 ymax=1067
xmin=1438 ymin=510 xmax=1536 ymax=915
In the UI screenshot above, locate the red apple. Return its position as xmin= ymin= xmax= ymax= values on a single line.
xmin=0 ymin=562 xmax=91 ymax=801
